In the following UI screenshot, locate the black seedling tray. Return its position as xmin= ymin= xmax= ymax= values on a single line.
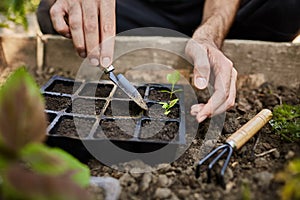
xmin=42 ymin=76 xmax=186 ymax=163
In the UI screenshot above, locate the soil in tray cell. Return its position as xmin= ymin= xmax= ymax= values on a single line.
xmin=79 ymin=83 xmax=113 ymax=98
xmin=94 ymin=118 xmax=136 ymax=139
xmin=46 ymin=112 xmax=56 ymax=125
xmin=50 ymin=116 xmax=95 ymax=138
xmin=146 ymin=103 xmax=180 ymax=119
xmin=66 ymin=98 xmax=106 ymax=115
xmin=139 ymin=120 xmax=179 ymax=141
xmin=148 ymin=86 xmax=179 ymax=101
xmin=104 ymin=100 xmax=144 ymax=117
xmin=44 ymin=94 xmax=71 ymax=111
xmin=45 ymin=80 xmax=81 ymax=94
xmin=113 ymin=86 xmax=146 ymax=99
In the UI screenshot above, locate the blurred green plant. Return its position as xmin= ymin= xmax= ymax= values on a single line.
xmin=159 ymin=70 xmax=182 ymax=115
xmin=269 ymin=104 xmax=300 ymax=142
xmin=275 ymin=159 xmax=300 ymax=200
xmin=0 ymin=67 xmax=92 ymax=200
xmin=0 ymin=0 xmax=39 ymax=29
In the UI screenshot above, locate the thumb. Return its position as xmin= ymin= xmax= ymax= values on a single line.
xmin=193 ymin=55 xmax=210 ymax=89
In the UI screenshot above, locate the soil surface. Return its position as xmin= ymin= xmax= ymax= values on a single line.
xmin=51 ymin=116 xmax=95 ymax=138
xmin=146 ymin=103 xmax=180 ymax=119
xmin=79 ymin=83 xmax=114 ymax=98
xmin=139 ymin=120 xmax=179 ymax=141
xmin=44 ymin=94 xmax=71 ymax=111
xmin=87 ymin=83 xmax=300 ymax=200
xmin=67 ymin=98 xmax=106 ymax=115
xmin=148 ymin=87 xmax=178 ymax=101
xmin=33 ymin=69 xmax=299 ymax=200
xmin=45 ymin=80 xmax=81 ymax=94
xmin=95 ymin=119 xmax=136 ymax=139
xmin=104 ymin=100 xmax=144 ymax=117
xmin=113 ymin=87 xmax=146 ymax=99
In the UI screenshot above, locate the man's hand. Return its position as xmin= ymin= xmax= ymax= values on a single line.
xmin=186 ymin=39 xmax=237 ymax=123
xmin=50 ymin=0 xmax=116 ymax=68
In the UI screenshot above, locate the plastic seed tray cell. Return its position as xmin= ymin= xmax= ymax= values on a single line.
xmin=42 ymin=76 xmax=186 ymax=160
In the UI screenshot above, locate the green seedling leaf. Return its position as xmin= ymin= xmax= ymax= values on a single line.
xmin=164 ymin=110 xmax=171 ymax=115
xmin=159 ymin=102 xmax=169 ymax=109
xmin=0 ymin=67 xmax=47 ymax=153
xmin=21 ymin=143 xmax=90 ymax=187
xmin=160 ymin=89 xmax=171 ymax=94
xmin=166 ymin=71 xmax=180 ymax=86
xmin=172 ymin=89 xmax=183 ymax=94
xmin=169 ymin=98 xmax=179 ymax=108
xmin=3 ymin=163 xmax=92 ymax=200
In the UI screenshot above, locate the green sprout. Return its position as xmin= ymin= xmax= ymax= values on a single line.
xmin=269 ymin=104 xmax=300 ymax=142
xmin=159 ymin=71 xmax=182 ymax=115
xmin=275 ymin=159 xmax=300 ymax=200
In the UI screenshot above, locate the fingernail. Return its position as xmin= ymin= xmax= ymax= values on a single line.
xmin=195 ymin=78 xmax=207 ymax=89
xmin=65 ymin=33 xmax=71 ymax=38
xmin=90 ymin=58 xmax=99 ymax=66
xmin=101 ymin=57 xmax=111 ymax=68
xmin=80 ymin=52 xmax=86 ymax=58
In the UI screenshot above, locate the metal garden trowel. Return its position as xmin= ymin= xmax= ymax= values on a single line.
xmin=104 ymin=65 xmax=148 ymax=110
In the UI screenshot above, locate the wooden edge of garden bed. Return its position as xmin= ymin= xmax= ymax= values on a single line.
xmin=0 ymin=34 xmax=299 ymax=86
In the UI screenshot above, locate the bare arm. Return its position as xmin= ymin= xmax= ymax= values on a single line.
xmin=193 ymin=0 xmax=240 ymax=48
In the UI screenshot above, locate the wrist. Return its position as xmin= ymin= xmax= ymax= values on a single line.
xmin=192 ymin=26 xmax=222 ymax=49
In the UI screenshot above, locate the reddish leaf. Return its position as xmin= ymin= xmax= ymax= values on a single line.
xmin=0 ymin=68 xmax=46 ymax=152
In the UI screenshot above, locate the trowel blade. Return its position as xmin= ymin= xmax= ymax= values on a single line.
xmin=108 ymin=72 xmax=148 ymax=110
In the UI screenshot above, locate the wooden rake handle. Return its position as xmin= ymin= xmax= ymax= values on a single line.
xmin=226 ymin=109 xmax=273 ymax=150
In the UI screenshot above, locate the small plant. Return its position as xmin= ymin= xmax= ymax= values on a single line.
xmin=159 ymin=71 xmax=182 ymax=115
xmin=269 ymin=104 xmax=300 ymax=142
xmin=275 ymin=159 xmax=300 ymax=200
xmin=0 ymin=0 xmax=39 ymax=29
xmin=0 ymin=68 xmax=92 ymax=200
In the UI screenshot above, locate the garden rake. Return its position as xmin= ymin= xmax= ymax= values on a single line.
xmin=195 ymin=109 xmax=273 ymax=188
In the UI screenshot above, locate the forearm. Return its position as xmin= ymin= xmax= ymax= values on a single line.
xmin=193 ymin=0 xmax=240 ymax=48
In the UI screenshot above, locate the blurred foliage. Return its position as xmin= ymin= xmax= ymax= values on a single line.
xmin=0 ymin=0 xmax=39 ymax=29
xmin=269 ymin=104 xmax=300 ymax=142
xmin=275 ymin=159 xmax=300 ymax=200
xmin=0 ymin=68 xmax=92 ymax=200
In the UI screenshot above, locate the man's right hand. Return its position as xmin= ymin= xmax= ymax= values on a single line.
xmin=50 ymin=0 xmax=116 ymax=68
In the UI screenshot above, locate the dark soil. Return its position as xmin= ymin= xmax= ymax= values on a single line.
xmin=104 ymin=100 xmax=144 ymax=117
xmin=44 ymin=94 xmax=71 ymax=111
xmin=66 ymin=98 xmax=106 ymax=115
xmin=113 ymin=87 xmax=146 ymax=99
xmin=87 ymin=83 xmax=300 ymax=200
xmin=79 ymin=83 xmax=113 ymax=98
xmin=148 ymin=86 xmax=178 ymax=101
xmin=94 ymin=119 xmax=136 ymax=139
xmin=139 ymin=120 xmax=179 ymax=141
xmin=35 ymin=68 xmax=299 ymax=200
xmin=50 ymin=116 xmax=95 ymax=138
xmin=45 ymin=80 xmax=81 ymax=94
xmin=46 ymin=112 xmax=56 ymax=125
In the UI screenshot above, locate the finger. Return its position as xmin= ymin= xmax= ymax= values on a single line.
xmin=99 ymin=0 xmax=116 ymax=68
xmin=195 ymin=62 xmax=233 ymax=122
xmin=82 ymin=0 xmax=100 ymax=64
xmin=191 ymin=104 xmax=205 ymax=116
xmin=50 ymin=1 xmax=71 ymax=38
xmin=185 ymin=39 xmax=210 ymax=89
xmin=212 ymin=67 xmax=238 ymax=116
xmin=68 ymin=2 xmax=85 ymax=58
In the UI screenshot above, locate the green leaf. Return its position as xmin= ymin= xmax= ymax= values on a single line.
xmin=166 ymin=71 xmax=180 ymax=85
xmin=20 ymin=143 xmax=90 ymax=187
xmin=160 ymin=89 xmax=171 ymax=94
xmin=0 ymin=67 xmax=47 ymax=153
xmin=169 ymin=99 xmax=179 ymax=108
xmin=164 ymin=110 xmax=171 ymax=115
xmin=172 ymin=89 xmax=183 ymax=94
